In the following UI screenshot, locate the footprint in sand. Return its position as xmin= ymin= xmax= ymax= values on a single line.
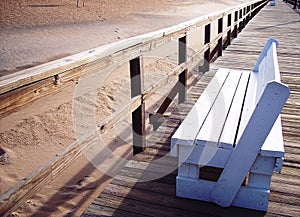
xmin=75 ymin=176 xmax=96 ymax=190
xmin=0 ymin=147 xmax=10 ymax=165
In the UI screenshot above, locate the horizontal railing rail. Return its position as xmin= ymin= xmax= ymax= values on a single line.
xmin=1 ymin=0 xmax=266 ymax=116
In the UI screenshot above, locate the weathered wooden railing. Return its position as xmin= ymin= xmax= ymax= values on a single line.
xmin=0 ymin=0 xmax=268 ymax=215
xmin=284 ymin=0 xmax=300 ymax=9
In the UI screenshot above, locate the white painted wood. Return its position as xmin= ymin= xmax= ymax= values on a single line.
xmin=178 ymin=163 xmax=190 ymax=177
xmin=171 ymin=68 xmax=230 ymax=156
xmin=177 ymin=176 xmax=269 ymax=211
xmin=274 ymin=157 xmax=284 ymax=173
xmin=253 ymin=38 xmax=279 ymax=73
xmin=236 ymin=41 xmax=284 ymax=156
xmin=250 ymin=156 xmax=276 ymax=175
xmin=248 ymin=173 xmax=272 ymax=189
xmin=211 ymin=81 xmax=290 ymax=207
xmin=189 ymin=165 xmax=199 ymax=179
xmin=260 ymin=116 xmax=284 ymax=158
xmin=237 ymin=39 xmax=280 ymax=145
xmin=219 ymin=70 xmax=250 ymax=149
xmin=195 ymin=70 xmax=242 ymax=146
xmin=178 ymin=163 xmax=200 ymax=179
xmin=256 ymin=41 xmax=280 ymax=103
xmin=178 ymin=145 xmax=232 ymax=168
xmin=235 ymin=71 xmax=258 ymax=144
xmin=178 ymin=144 xmax=278 ymax=176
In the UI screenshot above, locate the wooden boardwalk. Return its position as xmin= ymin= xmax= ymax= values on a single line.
xmin=82 ymin=1 xmax=300 ymax=216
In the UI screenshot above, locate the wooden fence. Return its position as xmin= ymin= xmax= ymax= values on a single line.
xmin=0 ymin=0 xmax=268 ymax=216
xmin=284 ymin=0 xmax=300 ymax=9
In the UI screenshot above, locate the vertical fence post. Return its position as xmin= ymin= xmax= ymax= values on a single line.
xmin=234 ymin=11 xmax=238 ymax=38
xmin=203 ymin=24 xmax=211 ymax=72
xmin=218 ymin=18 xmax=223 ymax=56
xmin=130 ymin=57 xmax=146 ymax=155
xmin=246 ymin=6 xmax=250 ymax=23
xmin=239 ymin=9 xmax=243 ymax=32
xmin=243 ymin=7 xmax=246 ymax=28
xmin=178 ymin=36 xmax=187 ymax=103
xmin=227 ymin=14 xmax=232 ymax=47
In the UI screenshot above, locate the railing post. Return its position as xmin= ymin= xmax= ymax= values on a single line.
xmin=130 ymin=57 xmax=146 ymax=155
xmin=234 ymin=11 xmax=238 ymax=38
xmin=243 ymin=7 xmax=246 ymax=27
xmin=218 ymin=18 xmax=223 ymax=56
xmin=246 ymin=6 xmax=250 ymax=23
xmin=203 ymin=24 xmax=211 ymax=72
xmin=239 ymin=9 xmax=243 ymax=32
xmin=178 ymin=35 xmax=187 ymax=103
xmin=227 ymin=14 xmax=232 ymax=47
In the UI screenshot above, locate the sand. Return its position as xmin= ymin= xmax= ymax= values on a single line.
xmin=1 ymin=0 xmax=250 ymax=216
xmin=0 ymin=0 xmax=247 ymax=74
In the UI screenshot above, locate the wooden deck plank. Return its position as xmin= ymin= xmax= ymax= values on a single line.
xmin=82 ymin=1 xmax=300 ymax=216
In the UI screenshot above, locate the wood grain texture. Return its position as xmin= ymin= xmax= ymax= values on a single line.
xmin=83 ymin=1 xmax=300 ymax=216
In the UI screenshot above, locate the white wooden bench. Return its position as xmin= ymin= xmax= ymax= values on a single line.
xmin=170 ymin=38 xmax=290 ymax=211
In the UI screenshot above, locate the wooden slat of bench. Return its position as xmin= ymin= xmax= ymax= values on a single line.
xmin=195 ymin=70 xmax=242 ymax=147
xmin=170 ymin=68 xmax=230 ymax=156
xmin=176 ymin=176 xmax=270 ymax=211
xmin=219 ymin=70 xmax=250 ymax=149
xmin=178 ymin=145 xmax=232 ymax=168
xmin=260 ymin=116 xmax=284 ymax=158
xmin=256 ymin=41 xmax=280 ymax=103
xmin=235 ymin=71 xmax=258 ymax=143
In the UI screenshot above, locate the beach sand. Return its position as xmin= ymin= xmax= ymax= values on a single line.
xmin=1 ymin=0 xmax=249 ymax=216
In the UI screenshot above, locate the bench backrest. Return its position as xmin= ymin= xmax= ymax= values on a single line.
xmin=254 ymin=38 xmax=281 ymax=103
xmin=236 ymin=38 xmax=287 ymax=145
xmin=211 ymin=38 xmax=290 ymax=207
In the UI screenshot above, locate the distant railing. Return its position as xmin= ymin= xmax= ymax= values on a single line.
xmin=284 ymin=0 xmax=300 ymax=8
xmin=0 ymin=0 xmax=268 ymax=216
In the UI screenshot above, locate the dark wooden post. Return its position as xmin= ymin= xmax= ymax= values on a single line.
xmin=234 ymin=11 xmax=238 ymax=38
xmin=130 ymin=57 xmax=146 ymax=155
xmin=218 ymin=18 xmax=223 ymax=56
xmin=243 ymin=7 xmax=246 ymax=27
xmin=178 ymin=36 xmax=187 ymax=103
xmin=203 ymin=24 xmax=211 ymax=72
xmin=227 ymin=14 xmax=232 ymax=47
xmin=239 ymin=9 xmax=243 ymax=32
xmin=246 ymin=6 xmax=250 ymax=23
xmin=149 ymin=36 xmax=187 ymax=130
